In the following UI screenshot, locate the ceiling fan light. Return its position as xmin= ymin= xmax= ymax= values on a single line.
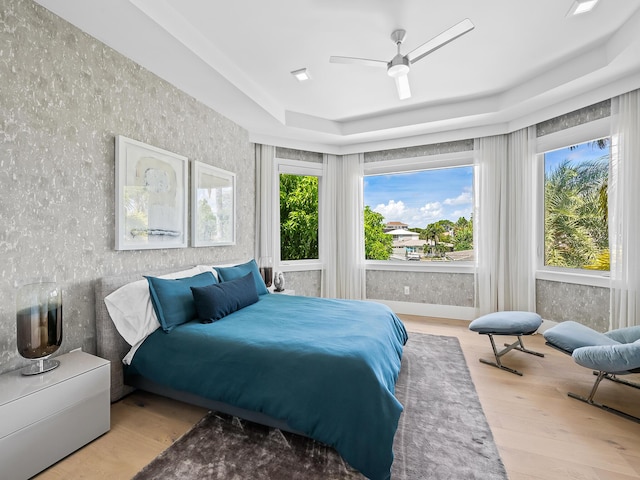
xmin=388 ymin=63 xmax=410 ymax=78
xmin=387 ymin=54 xmax=410 ymax=78
xmin=395 ymin=74 xmax=411 ymax=100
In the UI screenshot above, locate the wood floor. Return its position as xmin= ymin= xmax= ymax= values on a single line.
xmin=36 ymin=315 xmax=640 ymax=480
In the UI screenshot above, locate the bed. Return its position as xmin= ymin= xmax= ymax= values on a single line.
xmin=95 ymin=262 xmax=408 ymax=480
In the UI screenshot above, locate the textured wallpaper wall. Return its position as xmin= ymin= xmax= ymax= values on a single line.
xmin=0 ymin=0 xmax=255 ymax=374
xmin=366 ymin=270 xmax=474 ymax=307
xmin=364 ymin=139 xmax=474 ymax=162
xmin=536 ymin=280 xmax=609 ymax=331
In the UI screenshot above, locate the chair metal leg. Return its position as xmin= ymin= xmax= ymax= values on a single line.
xmin=602 ymin=373 xmax=640 ymax=390
xmin=508 ymin=336 xmax=545 ymax=358
xmin=479 ymin=334 xmax=544 ymax=376
xmin=568 ymin=371 xmax=640 ymax=424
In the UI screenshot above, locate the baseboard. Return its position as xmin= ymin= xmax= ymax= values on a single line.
xmin=368 ymin=299 xmax=476 ymax=321
xmin=367 ymin=299 xmax=557 ymax=331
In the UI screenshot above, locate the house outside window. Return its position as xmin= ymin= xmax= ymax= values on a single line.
xmin=363 ymin=152 xmax=474 ymax=266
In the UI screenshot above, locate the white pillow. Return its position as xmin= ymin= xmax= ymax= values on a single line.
xmin=104 ymin=266 xmax=209 ymax=359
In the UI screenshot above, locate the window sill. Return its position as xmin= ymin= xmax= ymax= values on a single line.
xmin=365 ymin=261 xmax=474 ymax=274
xmin=536 ymin=268 xmax=610 ymax=288
xmin=277 ymin=261 xmax=323 ymax=272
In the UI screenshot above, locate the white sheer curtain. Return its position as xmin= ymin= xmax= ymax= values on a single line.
xmin=474 ymin=127 xmax=537 ymax=315
xmin=320 ymin=154 xmax=338 ymax=298
xmin=255 ymin=144 xmax=275 ymax=261
xmin=474 ymin=135 xmax=508 ymax=315
xmin=320 ymin=153 xmax=366 ymax=299
xmin=504 ymin=126 xmax=537 ymax=311
xmin=609 ymin=89 xmax=640 ymax=329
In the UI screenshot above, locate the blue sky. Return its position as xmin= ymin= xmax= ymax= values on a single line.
xmin=365 ymin=140 xmax=608 ymax=230
xmin=544 ymin=139 xmax=609 ymax=174
xmin=364 ymin=167 xmax=474 ymax=228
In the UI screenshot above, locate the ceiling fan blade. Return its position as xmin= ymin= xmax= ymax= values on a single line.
xmin=329 ymin=56 xmax=388 ymax=68
xmin=407 ymin=18 xmax=475 ymax=64
xmin=394 ymin=74 xmax=411 ymax=100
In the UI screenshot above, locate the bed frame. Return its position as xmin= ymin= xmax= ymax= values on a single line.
xmin=94 ymin=265 xmax=303 ymax=434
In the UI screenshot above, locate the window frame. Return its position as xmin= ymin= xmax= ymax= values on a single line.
xmin=535 ymin=117 xmax=611 ymax=287
xmin=274 ymin=158 xmax=323 ymax=272
xmin=363 ymin=150 xmax=475 ymax=274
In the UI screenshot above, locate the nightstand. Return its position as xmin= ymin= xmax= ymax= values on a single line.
xmin=268 ymin=286 xmax=295 ymax=295
xmin=0 ymin=351 xmax=110 ymax=480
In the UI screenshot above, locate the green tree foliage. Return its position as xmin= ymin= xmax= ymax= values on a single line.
xmin=544 ymin=158 xmax=608 ymax=270
xmin=280 ymin=174 xmax=318 ymax=260
xmin=364 ymin=206 xmax=393 ymax=260
xmin=421 ymin=220 xmax=453 ymax=256
xmin=453 ymin=216 xmax=473 ymax=251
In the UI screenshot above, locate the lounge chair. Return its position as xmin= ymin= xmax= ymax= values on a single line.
xmin=543 ymin=321 xmax=640 ymax=423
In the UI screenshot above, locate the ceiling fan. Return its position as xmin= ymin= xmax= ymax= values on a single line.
xmin=329 ymin=19 xmax=474 ymax=100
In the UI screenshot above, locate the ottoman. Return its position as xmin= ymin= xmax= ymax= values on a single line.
xmin=469 ymin=311 xmax=544 ymax=375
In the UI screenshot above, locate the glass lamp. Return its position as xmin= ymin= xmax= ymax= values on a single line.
xmin=16 ymin=282 xmax=63 ymax=375
xmin=258 ymin=256 xmax=273 ymax=288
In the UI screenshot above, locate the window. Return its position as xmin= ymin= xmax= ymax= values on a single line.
xmin=363 ymin=153 xmax=474 ymax=264
xmin=542 ymin=137 xmax=610 ymax=271
xmin=276 ymin=159 xmax=322 ymax=265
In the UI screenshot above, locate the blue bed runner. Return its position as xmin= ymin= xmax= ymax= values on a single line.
xmin=126 ymin=294 xmax=408 ymax=480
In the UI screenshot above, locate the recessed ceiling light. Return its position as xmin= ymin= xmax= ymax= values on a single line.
xmin=567 ymin=0 xmax=599 ymax=16
xmin=291 ymin=68 xmax=311 ymax=82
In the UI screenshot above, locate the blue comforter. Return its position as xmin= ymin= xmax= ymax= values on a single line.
xmin=126 ymin=294 xmax=408 ymax=480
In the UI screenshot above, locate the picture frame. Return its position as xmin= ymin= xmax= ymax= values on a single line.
xmin=115 ymin=135 xmax=188 ymax=250
xmin=191 ymin=161 xmax=236 ymax=247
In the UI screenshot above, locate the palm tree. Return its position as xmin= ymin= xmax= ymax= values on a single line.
xmin=423 ymin=222 xmax=446 ymax=256
xmin=544 ymin=158 xmax=608 ymax=269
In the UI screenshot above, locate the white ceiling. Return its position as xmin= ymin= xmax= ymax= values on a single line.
xmin=35 ymin=0 xmax=640 ymax=154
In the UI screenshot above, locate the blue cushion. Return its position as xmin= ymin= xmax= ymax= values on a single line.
xmin=469 ymin=311 xmax=542 ymax=335
xmin=215 ymin=259 xmax=268 ymax=296
xmin=146 ymin=271 xmax=217 ymax=333
xmin=543 ymin=321 xmax=619 ymax=353
xmin=604 ymin=325 xmax=640 ymax=344
xmin=191 ymin=272 xmax=259 ymax=322
xmin=572 ymin=342 xmax=640 ymax=373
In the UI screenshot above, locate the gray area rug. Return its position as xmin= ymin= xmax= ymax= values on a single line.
xmin=133 ymin=333 xmax=507 ymax=479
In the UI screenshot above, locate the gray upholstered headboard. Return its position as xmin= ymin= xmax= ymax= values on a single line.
xmin=95 ymin=266 xmax=196 ymax=403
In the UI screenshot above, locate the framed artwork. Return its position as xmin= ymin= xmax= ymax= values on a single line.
xmin=191 ymin=161 xmax=236 ymax=247
xmin=115 ymin=135 xmax=188 ymax=250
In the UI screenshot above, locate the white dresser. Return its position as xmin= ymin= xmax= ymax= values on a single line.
xmin=0 ymin=351 xmax=110 ymax=480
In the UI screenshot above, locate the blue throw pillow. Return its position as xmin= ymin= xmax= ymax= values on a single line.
xmin=191 ymin=272 xmax=259 ymax=322
xmin=215 ymin=259 xmax=268 ymax=295
xmin=146 ymin=271 xmax=217 ymax=333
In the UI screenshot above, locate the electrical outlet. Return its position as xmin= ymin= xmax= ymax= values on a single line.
xmin=404 ymin=286 xmax=410 ymax=295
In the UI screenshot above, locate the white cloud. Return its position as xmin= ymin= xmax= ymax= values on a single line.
xmin=419 ymin=202 xmax=443 ymax=219
xmin=374 ymin=199 xmax=467 ymax=228
xmin=451 ymin=208 xmax=473 ymax=219
xmin=443 ymin=187 xmax=473 ymax=206
xmin=374 ymin=200 xmax=437 ymax=227
xmin=374 ymin=200 xmax=407 ymax=220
